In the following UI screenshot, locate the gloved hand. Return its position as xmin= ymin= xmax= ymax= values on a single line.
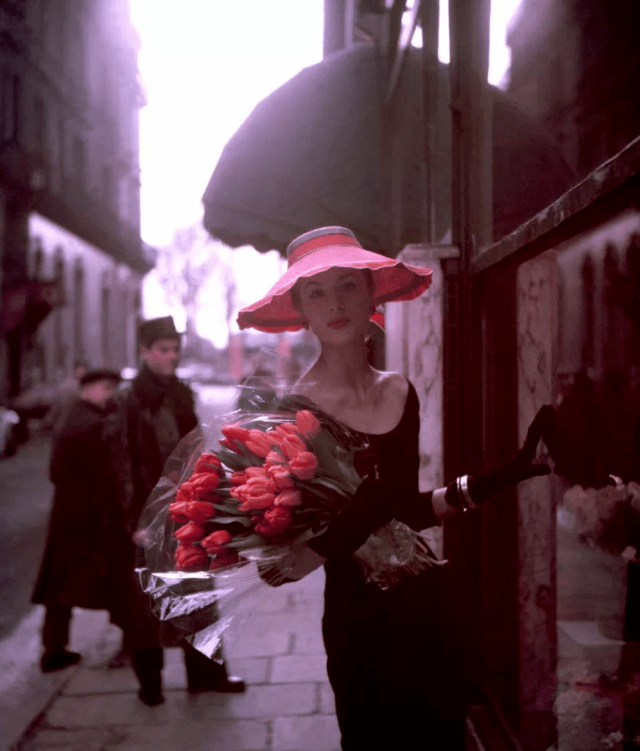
xmin=446 ymin=405 xmax=554 ymax=508
xmin=307 ymin=472 xmax=396 ymax=560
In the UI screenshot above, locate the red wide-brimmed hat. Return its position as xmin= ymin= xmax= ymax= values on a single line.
xmin=237 ymin=227 xmax=432 ymax=333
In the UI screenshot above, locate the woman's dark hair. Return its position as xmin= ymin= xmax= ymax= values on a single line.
xmin=290 ymin=268 xmax=374 ymax=313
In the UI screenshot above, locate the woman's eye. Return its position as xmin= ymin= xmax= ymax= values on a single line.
xmin=341 ymin=281 xmax=357 ymax=291
xmin=309 ymin=289 xmax=323 ymax=299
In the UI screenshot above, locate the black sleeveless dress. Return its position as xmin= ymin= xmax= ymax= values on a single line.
xmin=318 ymin=381 xmax=468 ymax=750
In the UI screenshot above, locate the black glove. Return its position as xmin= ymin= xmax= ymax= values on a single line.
xmin=446 ymin=405 xmax=554 ymax=509
xmin=307 ymin=473 xmax=395 ymax=560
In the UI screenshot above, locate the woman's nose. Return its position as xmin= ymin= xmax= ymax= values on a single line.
xmin=328 ymin=291 xmax=345 ymax=310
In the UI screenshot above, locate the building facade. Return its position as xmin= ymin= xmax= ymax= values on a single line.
xmin=0 ymin=0 xmax=154 ymax=400
xmin=507 ymin=0 xmax=640 ymax=179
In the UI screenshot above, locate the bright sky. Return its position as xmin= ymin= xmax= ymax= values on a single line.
xmin=130 ymin=0 xmax=520 ymax=345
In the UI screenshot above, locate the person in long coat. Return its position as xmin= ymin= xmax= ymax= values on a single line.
xmin=121 ymin=316 xmax=245 ymax=705
xmin=32 ymin=369 xmax=128 ymax=672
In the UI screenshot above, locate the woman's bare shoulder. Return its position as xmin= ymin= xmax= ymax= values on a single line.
xmin=376 ymin=370 xmax=409 ymax=402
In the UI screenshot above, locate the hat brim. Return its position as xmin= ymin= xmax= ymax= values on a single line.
xmin=237 ymin=244 xmax=432 ymax=333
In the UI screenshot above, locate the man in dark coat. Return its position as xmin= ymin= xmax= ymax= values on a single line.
xmin=32 ymin=369 xmax=127 ymax=673
xmin=121 ymin=316 xmax=245 ymax=705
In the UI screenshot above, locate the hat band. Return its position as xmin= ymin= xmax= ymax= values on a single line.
xmin=287 ymin=233 xmax=362 ymax=267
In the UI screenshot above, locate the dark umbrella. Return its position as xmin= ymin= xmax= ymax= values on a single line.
xmin=203 ymin=45 xmax=573 ymax=255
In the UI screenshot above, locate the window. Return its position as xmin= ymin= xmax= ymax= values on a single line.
xmin=72 ymin=136 xmax=86 ymax=188
xmin=101 ymin=280 xmax=111 ymax=366
xmin=73 ymin=260 xmax=85 ymax=361
xmin=1 ymin=73 xmax=21 ymax=143
xmin=53 ymin=250 xmax=66 ymax=373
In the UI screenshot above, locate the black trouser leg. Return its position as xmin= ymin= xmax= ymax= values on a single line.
xmin=182 ymin=641 xmax=227 ymax=689
xmin=42 ymin=606 xmax=72 ymax=653
xmin=130 ymin=647 xmax=164 ymax=692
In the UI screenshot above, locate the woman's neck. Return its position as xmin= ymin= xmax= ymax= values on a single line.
xmin=305 ymin=341 xmax=377 ymax=402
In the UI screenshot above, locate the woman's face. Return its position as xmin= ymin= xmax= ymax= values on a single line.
xmin=297 ymin=267 xmax=372 ymax=343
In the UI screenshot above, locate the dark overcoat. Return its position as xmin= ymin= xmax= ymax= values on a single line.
xmin=119 ymin=366 xmax=198 ymax=647
xmin=32 ymin=398 xmax=129 ymax=622
xmin=122 ymin=366 xmax=198 ymax=531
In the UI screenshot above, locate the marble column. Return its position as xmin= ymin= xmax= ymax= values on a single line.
xmin=516 ymin=250 xmax=558 ymax=732
xmin=386 ymin=244 xmax=459 ymax=557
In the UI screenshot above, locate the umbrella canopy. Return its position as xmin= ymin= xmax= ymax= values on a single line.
xmin=203 ymin=45 xmax=573 ymax=256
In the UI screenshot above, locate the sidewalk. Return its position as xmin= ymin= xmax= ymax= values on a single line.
xmin=0 ymin=431 xmax=340 ymax=751
xmin=6 ymin=570 xmax=339 ymax=751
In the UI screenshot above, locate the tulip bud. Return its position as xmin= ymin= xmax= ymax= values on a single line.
xmin=282 ymin=434 xmax=307 ymax=461
xmin=193 ymin=452 xmax=223 ymax=475
xmin=182 ymin=501 xmax=216 ymax=523
xmin=175 ymin=545 xmax=208 ymax=570
xmin=190 ymin=472 xmax=220 ymax=496
xmin=175 ymin=521 xmax=206 ymax=544
xmin=274 ymin=488 xmax=302 ymax=507
xmin=202 ymin=529 xmax=232 ymax=554
xmin=296 ymin=410 xmax=322 ymax=440
xmin=268 ymin=464 xmax=295 ymax=490
xmin=290 ymin=451 xmax=319 ymax=480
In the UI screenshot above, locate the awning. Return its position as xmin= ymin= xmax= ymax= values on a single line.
xmin=203 ymin=45 xmax=573 ymax=255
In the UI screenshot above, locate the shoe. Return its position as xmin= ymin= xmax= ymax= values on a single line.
xmin=138 ymin=685 xmax=165 ymax=706
xmin=187 ymin=675 xmax=246 ymax=694
xmin=40 ymin=649 xmax=81 ymax=673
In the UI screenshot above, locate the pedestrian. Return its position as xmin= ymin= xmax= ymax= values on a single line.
xmin=32 ymin=368 xmax=129 ymax=673
xmin=46 ymin=359 xmax=88 ymax=434
xmin=240 ymin=226 xmax=554 ymax=751
xmin=121 ymin=316 xmax=245 ymax=705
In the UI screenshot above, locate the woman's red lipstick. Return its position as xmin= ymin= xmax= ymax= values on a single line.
xmin=327 ymin=317 xmax=350 ymax=329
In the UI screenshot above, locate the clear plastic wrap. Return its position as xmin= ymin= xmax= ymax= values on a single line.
xmin=136 ymin=390 xmax=443 ymax=657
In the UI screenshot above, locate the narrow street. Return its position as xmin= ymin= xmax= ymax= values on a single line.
xmin=0 ymin=432 xmax=53 ymax=641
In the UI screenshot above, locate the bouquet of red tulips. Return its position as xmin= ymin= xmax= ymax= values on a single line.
xmin=164 ymin=406 xmax=363 ymax=573
xmin=135 ymin=399 xmax=368 ymax=655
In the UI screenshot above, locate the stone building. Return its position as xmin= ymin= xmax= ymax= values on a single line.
xmin=507 ymin=0 xmax=640 ymax=178
xmin=0 ymin=0 xmax=154 ymax=401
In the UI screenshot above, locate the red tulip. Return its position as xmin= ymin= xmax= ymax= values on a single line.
xmin=264 ymin=450 xmax=286 ymax=468
xmin=202 ymin=529 xmax=232 ymax=554
xmin=290 ymin=451 xmax=318 ymax=480
xmin=296 ymin=410 xmax=322 ymax=440
xmin=182 ymin=501 xmax=216 ymax=523
xmin=268 ymin=463 xmax=295 ymax=490
xmin=239 ymin=486 xmax=276 ymax=511
xmin=175 ymin=544 xmax=208 ymax=570
xmin=169 ymin=501 xmax=189 ymax=523
xmin=264 ymin=506 xmax=292 ymax=533
xmin=274 ymin=488 xmax=302 ymax=507
xmin=230 ymin=470 xmax=248 ymax=486
xmin=255 ymin=521 xmax=280 ymax=536
xmin=220 ymin=425 xmax=251 ymax=452
xmin=176 ymin=482 xmax=195 ymax=504
xmin=282 ymin=434 xmax=307 ymax=461
xmin=221 ymin=425 xmax=251 ymax=442
xmin=193 ymin=452 xmax=223 ymax=474
xmin=209 ymin=550 xmax=239 ymax=571
xmin=190 ymin=472 xmax=220 ymax=496
xmin=245 ymin=430 xmax=273 ymax=458
xmin=245 ymin=466 xmax=269 ymax=480
xmin=175 ymin=521 xmax=206 ymax=544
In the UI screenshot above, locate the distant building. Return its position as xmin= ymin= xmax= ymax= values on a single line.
xmin=506 ymin=0 xmax=640 ymax=178
xmin=0 ymin=0 xmax=155 ymax=400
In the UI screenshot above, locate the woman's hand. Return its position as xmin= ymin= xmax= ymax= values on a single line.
xmin=454 ymin=405 xmax=554 ymax=507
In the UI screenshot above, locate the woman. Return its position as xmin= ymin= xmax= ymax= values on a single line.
xmin=239 ymin=226 xmax=552 ymax=751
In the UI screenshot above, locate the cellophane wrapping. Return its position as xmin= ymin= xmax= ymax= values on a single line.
xmin=136 ymin=390 xmax=442 ymax=658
